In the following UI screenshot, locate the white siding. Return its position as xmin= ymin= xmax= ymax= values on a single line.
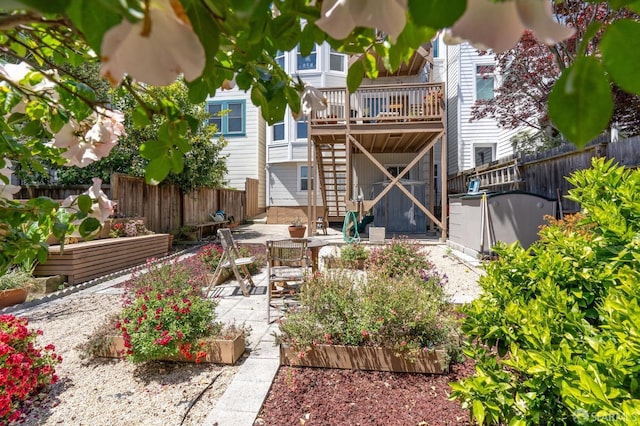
xmin=257 ymin=113 xmax=267 ymax=209
xmin=267 ymin=163 xmax=322 ymax=206
xmin=445 ymin=43 xmax=460 ymax=175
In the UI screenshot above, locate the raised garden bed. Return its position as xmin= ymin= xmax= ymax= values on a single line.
xmin=34 ymin=234 xmax=170 ymax=285
xmin=97 ymin=333 xmax=245 ymax=364
xmin=280 ymin=344 xmax=449 ymax=374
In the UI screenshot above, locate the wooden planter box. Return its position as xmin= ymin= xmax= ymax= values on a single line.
xmin=280 ymin=344 xmax=449 ymax=374
xmin=34 ymin=234 xmax=170 ymax=285
xmin=98 ymin=333 xmax=245 ymax=365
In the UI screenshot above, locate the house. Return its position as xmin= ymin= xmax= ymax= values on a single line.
xmin=207 ymin=85 xmax=267 ymax=214
xmin=212 ymin=35 xmax=517 ymax=236
xmin=434 ymin=35 xmax=520 ymax=174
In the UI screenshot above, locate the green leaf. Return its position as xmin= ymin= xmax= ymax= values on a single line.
xmin=548 ymin=57 xmax=613 ymax=148
xmin=145 ymin=156 xmax=171 ymax=185
xmin=600 ymin=19 xmax=640 ymax=95
xmin=270 ymin=14 xmax=300 ymax=51
xmin=362 ymin=53 xmax=378 ymax=79
xmin=409 ymin=0 xmax=466 ymax=29
xmin=16 ymin=0 xmax=70 ymax=13
xmin=66 ymin=0 xmax=122 ymax=55
xmin=79 ymin=217 xmax=100 ymax=237
xmin=473 ymin=400 xmax=486 ymax=425
xmin=140 ymin=140 xmax=168 ymax=160
xmin=77 ymin=194 xmax=92 ymax=214
xmin=347 ymin=60 xmax=364 ymax=94
xmin=132 ymin=107 xmax=151 ymax=128
xmin=186 ymin=78 xmax=209 ymax=104
xmin=182 ymin=0 xmax=220 ymax=74
xmin=169 ymin=149 xmax=184 ymax=174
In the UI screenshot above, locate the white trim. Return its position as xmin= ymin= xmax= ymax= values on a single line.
xmin=472 ymin=143 xmax=496 ymax=167
xmin=297 ymin=164 xmax=314 ymax=192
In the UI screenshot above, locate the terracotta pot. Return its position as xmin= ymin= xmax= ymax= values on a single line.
xmin=0 ymin=288 xmax=29 ymax=308
xmin=288 ymin=226 xmax=306 ymax=238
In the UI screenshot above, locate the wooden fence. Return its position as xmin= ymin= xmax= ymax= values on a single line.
xmin=16 ymin=174 xmax=256 ymax=234
xmin=448 ymin=136 xmax=640 ymax=214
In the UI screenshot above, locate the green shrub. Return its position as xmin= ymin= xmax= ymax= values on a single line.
xmin=450 ymin=158 xmax=640 ymax=425
xmin=339 ymin=243 xmax=369 ymax=269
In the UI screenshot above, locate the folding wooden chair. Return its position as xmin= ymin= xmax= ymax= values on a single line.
xmin=206 ymin=228 xmax=255 ymax=297
xmin=266 ymin=238 xmax=310 ymax=323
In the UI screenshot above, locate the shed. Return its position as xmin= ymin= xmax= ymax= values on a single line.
xmin=448 ymin=191 xmax=556 ymax=256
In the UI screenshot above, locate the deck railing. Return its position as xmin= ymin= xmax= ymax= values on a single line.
xmin=312 ymin=82 xmax=444 ymax=125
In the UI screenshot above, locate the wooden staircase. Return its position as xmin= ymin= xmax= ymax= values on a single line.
xmin=315 ymin=142 xmax=348 ymax=220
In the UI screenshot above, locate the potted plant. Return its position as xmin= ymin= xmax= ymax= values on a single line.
xmin=0 ymin=269 xmax=34 ymax=308
xmin=288 ymin=217 xmax=307 ymax=238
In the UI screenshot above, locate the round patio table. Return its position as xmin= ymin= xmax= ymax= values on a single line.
xmin=306 ymin=238 xmax=327 ymax=273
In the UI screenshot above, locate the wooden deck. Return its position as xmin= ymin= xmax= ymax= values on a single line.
xmin=34 ymin=234 xmax=171 ymax=285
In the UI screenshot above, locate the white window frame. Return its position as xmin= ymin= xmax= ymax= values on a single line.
xmin=271 ymin=119 xmax=286 ymax=144
xmin=295 ymin=118 xmax=308 ymax=141
xmin=475 ymin=64 xmax=496 ymax=101
xmin=328 ymin=48 xmax=346 ymax=73
xmin=298 ymin=164 xmax=315 ymax=192
xmin=473 ymin=143 xmax=496 ymax=167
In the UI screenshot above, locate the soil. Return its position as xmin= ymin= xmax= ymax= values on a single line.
xmin=256 ymin=358 xmax=474 ymax=425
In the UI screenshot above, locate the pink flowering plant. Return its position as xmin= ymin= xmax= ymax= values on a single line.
xmin=366 ymin=237 xmax=434 ymax=278
xmin=276 ymin=242 xmax=462 ymax=362
xmin=117 ymin=257 xmax=223 ymax=363
xmin=0 ymin=315 xmax=62 ymax=423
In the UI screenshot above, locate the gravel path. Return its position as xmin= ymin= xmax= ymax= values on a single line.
xmin=12 ymin=291 xmax=238 ymax=425
xmin=8 ymin=242 xmax=482 ymax=425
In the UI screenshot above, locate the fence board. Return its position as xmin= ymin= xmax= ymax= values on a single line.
xmin=183 ymin=188 xmax=219 ymax=225
xmin=245 ymin=178 xmax=259 ymax=218
xmin=218 ymin=189 xmax=246 ymax=224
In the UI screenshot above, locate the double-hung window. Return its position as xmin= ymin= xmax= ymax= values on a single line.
xmin=272 ymin=120 xmax=285 ymax=143
xmin=207 ymin=100 xmax=245 ymax=136
xmin=329 ymin=48 xmax=345 ymax=72
xmin=275 ymin=50 xmax=285 ymax=70
xmin=299 ymin=165 xmax=314 ymax=191
xmin=475 ymin=65 xmax=496 ymax=100
xmin=296 ymin=119 xmax=308 ymax=140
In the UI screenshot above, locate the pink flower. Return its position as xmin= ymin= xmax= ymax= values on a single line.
xmin=100 ymin=0 xmax=205 ymax=86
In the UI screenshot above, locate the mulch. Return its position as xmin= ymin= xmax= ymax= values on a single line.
xmin=256 ymin=357 xmax=474 ymax=425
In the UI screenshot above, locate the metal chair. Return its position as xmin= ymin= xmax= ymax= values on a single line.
xmin=266 ymin=238 xmax=310 ymax=323
xmin=206 ymin=228 xmax=255 ymax=297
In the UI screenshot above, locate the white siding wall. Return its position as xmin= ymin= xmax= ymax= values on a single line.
xmin=445 ymin=43 xmax=460 ymax=175
xmin=267 ymin=163 xmax=322 ymax=206
xmin=213 ymin=89 xmax=261 ymax=190
xmin=257 ymin=113 xmax=266 ymax=209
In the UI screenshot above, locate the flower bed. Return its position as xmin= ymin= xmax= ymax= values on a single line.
xmin=80 ymin=257 xmax=250 ymax=364
xmin=276 ymin=239 xmax=462 ymax=373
